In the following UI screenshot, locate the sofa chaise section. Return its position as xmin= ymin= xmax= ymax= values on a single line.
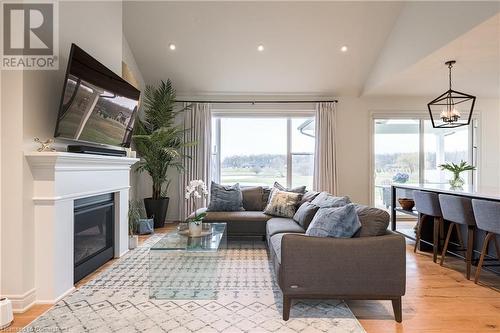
xmin=271 ymin=231 xmax=406 ymax=322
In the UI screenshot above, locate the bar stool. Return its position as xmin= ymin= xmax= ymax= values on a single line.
xmin=414 ymin=191 xmax=443 ymax=263
xmin=438 ymin=194 xmax=476 ymax=279
xmin=471 ymin=199 xmax=500 ymax=284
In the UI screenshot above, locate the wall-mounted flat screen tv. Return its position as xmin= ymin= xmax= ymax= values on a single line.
xmin=54 ymin=43 xmax=140 ymax=148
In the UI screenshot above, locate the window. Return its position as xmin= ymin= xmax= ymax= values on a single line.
xmin=211 ymin=116 xmax=315 ymax=188
xmin=373 ymin=117 xmax=477 ymax=209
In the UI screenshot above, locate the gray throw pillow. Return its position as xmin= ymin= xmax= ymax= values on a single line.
xmin=299 ymin=191 xmax=320 ymax=206
xmin=273 ymin=181 xmax=307 ymax=194
xmin=306 ymin=204 xmax=361 ymax=238
xmin=264 ymin=189 xmax=302 ymax=218
xmin=293 ymin=202 xmax=320 ymax=229
xmin=207 ymin=182 xmax=244 ymax=212
xmin=241 ymin=186 xmax=264 ymax=211
xmin=353 ymin=204 xmax=390 ymax=237
xmin=311 ymin=192 xmax=351 ymax=208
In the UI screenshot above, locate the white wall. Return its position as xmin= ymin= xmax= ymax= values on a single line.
xmin=0 ymin=1 xmax=123 ymax=311
xmin=122 ymin=37 xmax=145 ymax=200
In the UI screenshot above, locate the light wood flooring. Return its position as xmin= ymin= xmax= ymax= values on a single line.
xmin=4 ymin=225 xmax=499 ymax=333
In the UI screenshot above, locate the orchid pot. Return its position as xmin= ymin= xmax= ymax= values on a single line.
xmin=189 ymin=221 xmax=203 ymax=237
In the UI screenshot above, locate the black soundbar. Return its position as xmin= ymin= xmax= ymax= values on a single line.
xmin=67 ymin=145 xmax=127 ymax=157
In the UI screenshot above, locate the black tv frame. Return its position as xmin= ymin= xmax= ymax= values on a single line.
xmin=54 ymin=43 xmax=141 ymax=149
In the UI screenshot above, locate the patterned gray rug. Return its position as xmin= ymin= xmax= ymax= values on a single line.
xmin=24 ymin=235 xmax=366 ymax=333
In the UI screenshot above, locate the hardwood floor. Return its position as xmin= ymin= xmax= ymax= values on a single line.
xmin=349 ymin=241 xmax=500 ymax=333
xmin=4 ymin=227 xmax=499 ymax=333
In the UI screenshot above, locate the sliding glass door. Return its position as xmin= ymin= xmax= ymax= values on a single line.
xmin=374 ymin=119 xmax=420 ymax=209
xmin=373 ymin=117 xmax=476 ymax=209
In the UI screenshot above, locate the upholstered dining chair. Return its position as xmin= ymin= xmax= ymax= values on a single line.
xmin=438 ymin=194 xmax=476 ymax=279
xmin=471 ymin=199 xmax=500 ymax=284
xmin=413 ymin=191 xmax=443 ymax=263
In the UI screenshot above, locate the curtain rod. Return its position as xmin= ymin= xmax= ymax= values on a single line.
xmin=175 ymin=100 xmax=338 ymax=104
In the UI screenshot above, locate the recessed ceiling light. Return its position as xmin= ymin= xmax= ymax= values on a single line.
xmin=169 ymin=43 xmax=176 ymax=51
xmin=340 ymin=45 xmax=348 ymax=52
xmin=257 ymin=44 xmax=264 ymax=52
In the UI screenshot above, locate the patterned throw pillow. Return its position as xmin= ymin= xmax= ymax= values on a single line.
xmin=306 ymin=203 xmax=361 ymax=238
xmin=293 ymin=202 xmax=320 ymax=229
xmin=207 ymin=182 xmax=244 ymax=212
xmin=264 ymin=189 xmax=302 ymax=218
xmin=311 ymin=192 xmax=351 ymax=208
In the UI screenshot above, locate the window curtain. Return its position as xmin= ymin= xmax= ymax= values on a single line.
xmin=313 ymin=102 xmax=338 ymax=195
xmin=181 ymin=103 xmax=212 ymax=221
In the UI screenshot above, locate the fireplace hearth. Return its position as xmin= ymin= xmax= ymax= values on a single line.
xmin=74 ymin=193 xmax=114 ymax=283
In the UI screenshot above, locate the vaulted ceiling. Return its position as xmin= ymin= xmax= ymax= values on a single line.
xmin=124 ymin=1 xmax=500 ymax=98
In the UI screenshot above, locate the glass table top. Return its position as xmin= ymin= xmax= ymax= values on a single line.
xmin=150 ymin=222 xmax=227 ymax=252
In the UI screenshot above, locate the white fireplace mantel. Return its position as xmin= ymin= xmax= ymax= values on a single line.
xmin=26 ymin=152 xmax=138 ymax=304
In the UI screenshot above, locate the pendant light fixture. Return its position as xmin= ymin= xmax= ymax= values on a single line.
xmin=427 ymin=60 xmax=476 ymax=128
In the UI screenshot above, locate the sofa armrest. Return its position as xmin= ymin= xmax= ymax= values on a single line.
xmin=279 ymin=232 xmax=406 ymax=297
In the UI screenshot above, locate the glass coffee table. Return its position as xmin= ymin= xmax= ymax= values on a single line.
xmin=149 ymin=222 xmax=227 ymax=300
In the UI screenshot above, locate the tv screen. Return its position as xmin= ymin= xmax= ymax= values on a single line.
xmin=54 ymin=44 xmax=140 ymax=148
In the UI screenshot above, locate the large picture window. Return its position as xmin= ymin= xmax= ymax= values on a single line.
xmin=211 ymin=116 xmax=315 ymax=189
xmin=373 ymin=116 xmax=477 ymax=209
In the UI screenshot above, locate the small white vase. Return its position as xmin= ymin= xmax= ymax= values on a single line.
xmin=129 ymin=235 xmax=138 ymax=249
xmin=189 ymin=222 xmax=203 ymax=237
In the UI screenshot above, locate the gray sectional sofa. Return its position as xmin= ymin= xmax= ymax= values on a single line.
xmin=190 ymin=186 xmax=406 ymax=322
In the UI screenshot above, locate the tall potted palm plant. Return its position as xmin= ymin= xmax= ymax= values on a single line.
xmin=133 ymin=79 xmax=190 ymax=228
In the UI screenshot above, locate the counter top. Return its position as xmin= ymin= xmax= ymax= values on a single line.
xmin=392 ymin=183 xmax=500 ymax=201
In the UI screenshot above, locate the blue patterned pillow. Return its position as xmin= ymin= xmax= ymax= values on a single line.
xmin=311 ymin=192 xmax=351 ymax=208
xmin=207 ymin=182 xmax=244 ymax=212
xmin=306 ymin=204 xmax=361 ymax=238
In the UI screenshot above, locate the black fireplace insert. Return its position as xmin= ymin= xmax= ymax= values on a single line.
xmin=74 ymin=193 xmax=114 ymax=283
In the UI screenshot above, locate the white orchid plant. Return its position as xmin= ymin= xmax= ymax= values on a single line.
xmin=185 ymin=180 xmax=208 ymax=225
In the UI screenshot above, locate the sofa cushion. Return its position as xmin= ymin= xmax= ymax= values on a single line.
xmin=311 ymin=192 xmax=351 ymax=208
xmin=264 ymin=189 xmax=302 ymax=218
xmin=241 ymin=186 xmax=265 ymax=211
xmin=273 ymin=181 xmax=307 ymax=194
xmin=266 ymin=217 xmax=305 ymax=239
xmin=293 ymin=202 xmax=320 ymax=229
xmin=207 ymin=182 xmax=244 ymax=212
xmin=353 ymin=204 xmax=390 ymax=237
xmin=306 ymin=203 xmax=361 ymax=238
xmin=203 ymin=211 xmax=272 ymax=222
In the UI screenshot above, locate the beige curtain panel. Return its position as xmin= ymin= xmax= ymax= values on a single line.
xmin=181 ymin=103 xmax=212 ymax=221
xmin=313 ymin=102 xmax=338 ymax=195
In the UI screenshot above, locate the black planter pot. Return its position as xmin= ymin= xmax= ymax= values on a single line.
xmin=144 ymin=197 xmax=170 ymax=228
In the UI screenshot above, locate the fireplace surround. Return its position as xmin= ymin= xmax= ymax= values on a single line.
xmin=26 ymin=152 xmax=138 ymax=307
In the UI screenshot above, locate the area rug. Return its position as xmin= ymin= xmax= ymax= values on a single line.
xmin=23 ymin=235 xmax=366 ymax=333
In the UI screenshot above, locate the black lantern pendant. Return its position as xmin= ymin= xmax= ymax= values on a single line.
xmin=427 ymin=60 xmax=476 ymax=128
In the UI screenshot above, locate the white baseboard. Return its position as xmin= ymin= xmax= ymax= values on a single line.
xmin=5 ymin=286 xmax=76 ymax=313
xmin=36 ymin=287 xmax=75 ymax=305
xmin=4 ymin=288 xmax=37 ymax=313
